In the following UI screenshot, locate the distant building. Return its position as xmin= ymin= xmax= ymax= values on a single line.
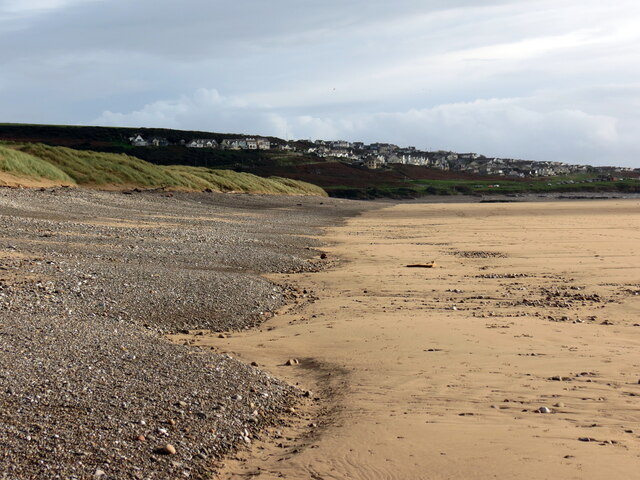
xmin=331 ymin=140 xmax=351 ymax=149
xmin=148 ymin=136 xmax=169 ymax=147
xmin=129 ymin=134 xmax=148 ymax=147
xmin=369 ymin=143 xmax=398 ymax=154
xmin=187 ymin=139 xmax=218 ymax=148
xmin=256 ymin=137 xmax=271 ymax=150
xmin=363 ymin=156 xmax=382 ymax=169
xmin=220 ymin=139 xmax=238 ymax=149
xmin=221 ymin=138 xmax=247 ymax=150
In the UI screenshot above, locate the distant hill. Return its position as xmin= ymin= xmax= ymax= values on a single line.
xmin=0 ymin=123 xmax=516 ymax=198
xmin=0 ymin=123 xmax=312 ymax=169
xmin=1 ymin=123 xmax=638 ymax=198
xmin=0 ymin=123 xmax=275 ymax=147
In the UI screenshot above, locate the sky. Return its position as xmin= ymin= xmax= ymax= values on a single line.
xmin=1 ymin=0 xmax=639 ymax=167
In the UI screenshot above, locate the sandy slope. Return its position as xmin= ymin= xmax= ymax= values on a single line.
xmin=0 ymin=172 xmax=68 ymax=188
xmin=190 ymin=199 xmax=640 ymax=479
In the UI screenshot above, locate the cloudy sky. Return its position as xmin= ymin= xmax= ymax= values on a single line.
xmin=1 ymin=0 xmax=639 ymax=166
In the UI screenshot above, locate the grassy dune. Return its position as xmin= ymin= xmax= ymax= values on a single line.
xmin=0 ymin=145 xmax=75 ymax=183
xmin=0 ymin=143 xmax=326 ymax=196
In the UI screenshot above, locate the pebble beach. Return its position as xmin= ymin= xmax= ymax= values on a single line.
xmin=0 ymin=188 xmax=368 ymax=479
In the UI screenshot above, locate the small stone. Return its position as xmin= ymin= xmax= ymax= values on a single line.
xmin=218 ymin=333 xmax=226 ymax=339
xmin=232 ymin=394 xmax=242 ymax=401
xmin=287 ymin=407 xmax=296 ymax=414
xmin=286 ymin=358 xmax=299 ymax=366
xmin=167 ymin=419 xmax=176 ymax=425
xmin=250 ymin=361 xmax=259 ymax=367
xmin=320 ymin=253 xmax=327 ymax=259
xmin=94 ymin=469 xmax=107 ymax=479
xmin=158 ymin=444 xmax=177 ymax=455
xmin=554 ymin=402 xmax=565 ymax=408
xmin=538 ymin=407 xmax=552 ymax=414
xmin=136 ymin=435 xmax=146 ymax=442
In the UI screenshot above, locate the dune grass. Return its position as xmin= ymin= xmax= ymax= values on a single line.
xmin=17 ymin=143 xmax=197 ymax=188
xmin=0 ymin=145 xmax=76 ymax=183
xmin=0 ymin=142 xmax=327 ymax=196
xmin=164 ymin=166 xmax=327 ymax=195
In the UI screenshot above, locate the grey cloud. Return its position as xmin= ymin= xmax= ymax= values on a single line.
xmin=93 ymin=85 xmax=639 ymax=167
xmin=1 ymin=0 xmax=639 ymax=167
xmin=1 ymin=0 xmax=513 ymax=61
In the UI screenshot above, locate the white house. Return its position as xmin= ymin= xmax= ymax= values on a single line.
xmin=130 ymin=135 xmax=148 ymax=147
xmin=221 ymin=138 xmax=248 ymax=150
xmin=187 ymin=139 xmax=218 ymax=148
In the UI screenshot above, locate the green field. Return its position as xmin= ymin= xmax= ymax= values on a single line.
xmin=325 ymin=177 xmax=640 ymax=199
xmin=0 ymin=143 xmax=327 ymax=196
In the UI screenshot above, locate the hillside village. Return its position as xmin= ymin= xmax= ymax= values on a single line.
xmin=129 ymin=134 xmax=638 ymax=179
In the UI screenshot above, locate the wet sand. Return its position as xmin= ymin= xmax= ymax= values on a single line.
xmin=188 ymin=199 xmax=640 ymax=479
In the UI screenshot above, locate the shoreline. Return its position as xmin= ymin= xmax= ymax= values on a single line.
xmin=189 ymin=198 xmax=640 ymax=479
xmin=0 ymin=188 xmax=371 ymax=479
xmin=2 ymin=189 xmax=640 ymax=478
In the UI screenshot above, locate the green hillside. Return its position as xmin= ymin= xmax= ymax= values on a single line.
xmin=0 ymin=143 xmax=327 ymax=196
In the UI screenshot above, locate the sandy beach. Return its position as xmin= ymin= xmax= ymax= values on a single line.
xmin=186 ymin=199 xmax=640 ymax=479
xmin=3 ymin=190 xmax=640 ymax=479
xmin=0 ymin=188 xmax=367 ymax=479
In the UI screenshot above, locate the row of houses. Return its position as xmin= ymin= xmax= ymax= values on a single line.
xmin=311 ymin=141 xmax=604 ymax=178
xmin=130 ymin=135 xmax=169 ymax=147
xmin=220 ymin=137 xmax=271 ymax=150
xmin=127 ymin=133 xmax=637 ymax=179
xmin=128 ymin=135 xmax=273 ymax=150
